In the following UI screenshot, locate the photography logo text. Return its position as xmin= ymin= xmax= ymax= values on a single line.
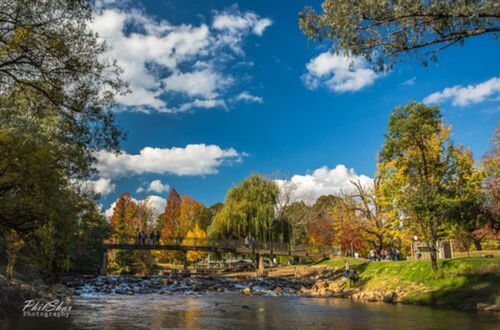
xmin=23 ymin=299 xmax=72 ymax=318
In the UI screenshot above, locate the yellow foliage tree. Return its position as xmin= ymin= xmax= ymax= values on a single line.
xmin=182 ymin=223 xmax=207 ymax=263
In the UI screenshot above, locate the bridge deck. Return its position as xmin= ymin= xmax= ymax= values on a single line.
xmin=100 ymin=244 xmax=332 ymax=258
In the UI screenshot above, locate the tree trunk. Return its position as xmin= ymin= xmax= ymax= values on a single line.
xmin=429 ymin=241 xmax=438 ymax=271
xmin=5 ymin=229 xmax=24 ymax=281
xmin=473 ymin=239 xmax=483 ymax=251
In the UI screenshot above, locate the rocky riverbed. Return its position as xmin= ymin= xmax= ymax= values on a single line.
xmin=62 ymin=273 xmax=316 ymax=297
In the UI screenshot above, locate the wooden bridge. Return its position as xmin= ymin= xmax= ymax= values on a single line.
xmin=97 ymin=237 xmax=338 ymax=276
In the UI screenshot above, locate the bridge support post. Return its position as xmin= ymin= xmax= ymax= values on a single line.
xmin=100 ymin=250 xmax=107 ymax=276
xmin=257 ymin=254 xmax=266 ymax=277
xmin=182 ymin=251 xmax=190 ymax=276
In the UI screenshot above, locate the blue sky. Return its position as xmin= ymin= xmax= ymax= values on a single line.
xmin=90 ymin=0 xmax=500 ymax=215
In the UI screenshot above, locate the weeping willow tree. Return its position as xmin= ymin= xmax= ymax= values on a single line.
xmin=208 ymin=175 xmax=283 ymax=242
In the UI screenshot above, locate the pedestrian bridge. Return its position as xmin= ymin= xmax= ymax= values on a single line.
xmin=100 ymin=237 xmax=336 ymax=258
xmin=97 ymin=237 xmax=338 ymax=275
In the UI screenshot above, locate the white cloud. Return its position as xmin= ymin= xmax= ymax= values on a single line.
xmin=163 ymin=70 xmax=233 ymax=98
xmin=95 ymin=144 xmax=244 ymax=178
xmin=212 ymin=10 xmax=272 ymax=36
xmin=105 ymin=195 xmax=166 ymax=218
xmin=90 ymin=6 xmax=271 ymax=113
xmin=303 ymin=51 xmax=380 ymax=92
xmin=401 ymin=77 xmax=416 ymax=86
xmin=235 ymin=91 xmax=263 ymax=103
xmin=81 ymin=177 xmax=116 ymax=196
xmin=137 ymin=179 xmax=170 ymax=194
xmin=423 ymin=77 xmax=500 ymax=107
xmin=275 ymin=165 xmax=373 ymax=205
xmin=176 ymin=99 xmax=226 ymax=112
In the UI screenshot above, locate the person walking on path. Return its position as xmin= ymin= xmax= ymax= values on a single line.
xmin=155 ymin=231 xmax=161 ymax=246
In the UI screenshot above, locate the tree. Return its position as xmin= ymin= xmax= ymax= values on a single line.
xmin=208 ymin=175 xmax=280 ymax=241
xmin=444 ymin=147 xmax=490 ymax=251
xmin=183 ymin=223 xmax=208 ymax=263
xmin=5 ymin=229 xmax=24 ymax=280
xmin=482 ymin=125 xmax=500 ymax=227
xmin=161 ymin=188 xmax=182 ymax=239
xmin=70 ymin=203 xmax=111 ymax=274
xmin=132 ymin=200 xmax=157 ymax=274
xmin=300 ymin=0 xmax=500 ymax=71
xmin=282 ymin=201 xmax=312 ymax=247
xmin=378 ymin=102 xmax=477 ymax=270
xmin=108 ymin=193 xmax=137 ymax=272
xmin=328 ymin=196 xmax=367 ymax=256
xmin=177 ymin=196 xmax=210 ymax=234
xmin=0 ymin=130 xmax=65 ymax=234
xmin=0 ymin=0 xmax=127 ymax=150
xmin=307 ymin=195 xmax=340 ymax=246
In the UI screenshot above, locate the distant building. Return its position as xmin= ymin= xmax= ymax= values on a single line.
xmin=412 ymin=240 xmax=454 ymax=260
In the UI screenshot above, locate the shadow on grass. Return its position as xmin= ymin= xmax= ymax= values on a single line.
xmin=421 ymin=272 xmax=500 ymax=309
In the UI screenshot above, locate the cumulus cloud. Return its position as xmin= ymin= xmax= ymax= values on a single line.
xmin=303 ymin=51 xmax=380 ymax=92
xmin=234 ymin=91 xmax=263 ymax=103
xmin=275 ymin=165 xmax=373 ymax=205
xmin=423 ymin=77 xmax=500 ymax=107
xmin=105 ymin=195 xmax=166 ymax=218
xmin=95 ymin=144 xmax=244 ymax=178
xmin=90 ymin=5 xmax=271 ymax=113
xmin=81 ymin=177 xmax=116 ymax=196
xmin=137 ymin=179 xmax=170 ymax=194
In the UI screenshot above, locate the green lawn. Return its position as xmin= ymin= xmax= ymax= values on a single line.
xmin=320 ymin=257 xmax=500 ymax=308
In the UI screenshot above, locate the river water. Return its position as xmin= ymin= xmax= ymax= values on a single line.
xmin=4 ymin=294 xmax=499 ymax=330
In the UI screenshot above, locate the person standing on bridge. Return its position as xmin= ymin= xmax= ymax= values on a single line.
xmin=149 ymin=231 xmax=155 ymax=245
xmin=140 ymin=231 xmax=146 ymax=245
xmin=136 ymin=232 xmax=142 ymax=245
xmin=155 ymin=231 xmax=161 ymax=246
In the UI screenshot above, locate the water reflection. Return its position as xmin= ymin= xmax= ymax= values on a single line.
xmin=3 ymin=295 xmax=499 ymax=330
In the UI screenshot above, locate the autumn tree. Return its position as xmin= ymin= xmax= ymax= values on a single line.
xmin=208 ymin=175 xmax=280 ymax=242
xmin=300 ymin=0 xmax=500 ymax=71
xmin=183 ymin=223 xmax=208 ymax=263
xmin=482 ymin=125 xmax=500 ymax=228
xmin=328 ymin=196 xmax=367 ymax=256
xmin=378 ymin=102 xmax=480 ymax=270
xmin=178 ymin=196 xmax=210 ymax=235
xmin=161 ymin=188 xmax=182 ymax=239
xmin=306 ymin=195 xmax=340 ymax=246
xmin=132 ymin=200 xmax=157 ymax=274
xmin=108 ymin=193 xmax=137 ymax=272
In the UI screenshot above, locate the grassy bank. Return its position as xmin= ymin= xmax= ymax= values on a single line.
xmin=320 ymin=257 xmax=500 ymax=309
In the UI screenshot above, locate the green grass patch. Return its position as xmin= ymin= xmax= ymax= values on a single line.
xmin=321 ymin=257 xmax=500 ymax=309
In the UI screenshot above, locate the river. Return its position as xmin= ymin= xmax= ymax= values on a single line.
xmin=4 ymin=294 xmax=499 ymax=330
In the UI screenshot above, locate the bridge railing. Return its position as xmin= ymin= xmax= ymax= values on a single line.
xmin=101 ymin=235 xmax=336 ymax=256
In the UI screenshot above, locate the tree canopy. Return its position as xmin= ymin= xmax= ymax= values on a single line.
xmin=377 ymin=102 xmax=483 ymax=270
xmin=0 ymin=0 xmax=127 ymax=151
xmin=300 ymin=0 xmax=500 ymax=71
xmin=208 ymin=175 xmax=280 ymax=241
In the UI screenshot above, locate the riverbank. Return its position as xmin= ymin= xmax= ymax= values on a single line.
xmin=308 ymin=257 xmax=500 ymax=311
xmin=0 ymin=275 xmax=72 ymax=319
